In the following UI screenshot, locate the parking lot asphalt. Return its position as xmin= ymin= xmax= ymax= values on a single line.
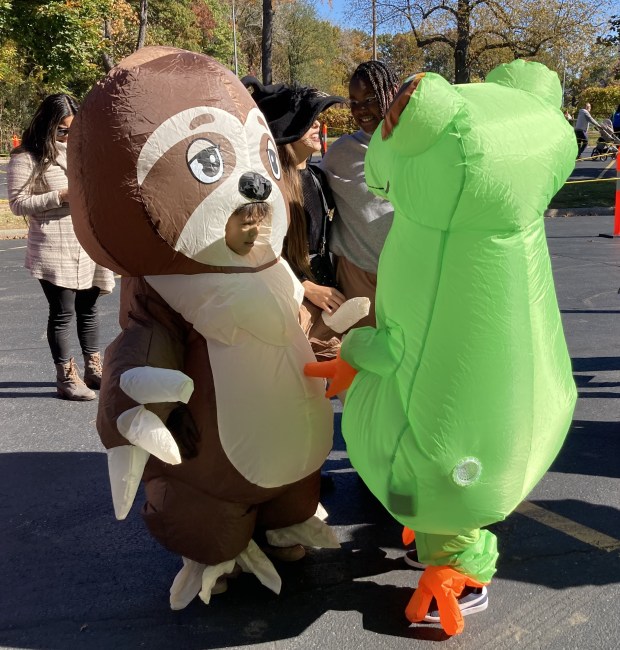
xmin=0 ymin=214 xmax=619 ymax=650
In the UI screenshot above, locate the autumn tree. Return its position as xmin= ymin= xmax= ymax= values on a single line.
xmin=348 ymin=0 xmax=613 ymax=83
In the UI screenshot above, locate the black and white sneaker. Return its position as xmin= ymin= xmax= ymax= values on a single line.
xmin=403 ymin=548 xmax=427 ymax=569
xmin=423 ymin=586 xmax=488 ymax=623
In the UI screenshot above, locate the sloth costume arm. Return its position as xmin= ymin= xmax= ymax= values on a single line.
xmin=98 ymin=277 xmax=199 ymax=468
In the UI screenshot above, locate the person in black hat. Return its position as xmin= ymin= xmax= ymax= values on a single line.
xmin=242 ymin=77 xmax=347 ymax=360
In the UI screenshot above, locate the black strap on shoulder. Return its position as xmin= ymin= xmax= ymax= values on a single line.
xmin=306 ymin=165 xmax=334 ymax=256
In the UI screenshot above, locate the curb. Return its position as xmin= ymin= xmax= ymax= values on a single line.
xmin=0 ymin=229 xmax=27 ymax=240
xmin=545 ymin=207 xmax=615 ymax=218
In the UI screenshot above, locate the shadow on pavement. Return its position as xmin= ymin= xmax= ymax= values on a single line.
xmin=572 ymin=356 xmax=620 ymax=372
xmin=0 ymin=451 xmax=442 ymax=649
xmin=495 ymin=499 xmax=620 ymax=589
xmin=0 ymin=380 xmax=57 ymax=398
xmin=550 ymin=419 xmax=619 ymax=479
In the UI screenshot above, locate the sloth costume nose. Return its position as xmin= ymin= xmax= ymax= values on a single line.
xmin=239 ymin=172 xmax=272 ymax=201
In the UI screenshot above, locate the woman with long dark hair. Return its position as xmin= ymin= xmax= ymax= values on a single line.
xmin=7 ymin=94 xmax=115 ymax=400
xmin=242 ymin=78 xmax=348 ymax=360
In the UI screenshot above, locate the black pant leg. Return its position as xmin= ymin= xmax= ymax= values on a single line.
xmin=75 ymin=286 xmax=101 ymax=355
xmin=575 ymin=129 xmax=588 ymax=158
xmin=39 ymin=280 xmax=75 ymax=363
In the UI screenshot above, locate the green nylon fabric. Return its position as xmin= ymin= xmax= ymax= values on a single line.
xmin=415 ymin=529 xmax=498 ymax=584
xmin=340 ymin=61 xmax=577 ymax=549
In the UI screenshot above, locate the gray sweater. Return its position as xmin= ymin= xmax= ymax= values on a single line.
xmin=320 ymin=130 xmax=394 ymax=274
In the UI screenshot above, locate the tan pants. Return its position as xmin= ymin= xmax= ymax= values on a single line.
xmin=335 ymin=255 xmax=377 ymax=329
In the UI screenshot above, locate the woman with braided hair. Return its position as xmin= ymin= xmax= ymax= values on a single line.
xmin=320 ymin=60 xmax=400 ymax=327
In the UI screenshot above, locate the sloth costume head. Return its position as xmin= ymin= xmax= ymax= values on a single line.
xmin=68 ymin=46 xmax=288 ymax=276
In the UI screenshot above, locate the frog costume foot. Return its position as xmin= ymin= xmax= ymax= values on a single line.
xmin=406 ymin=565 xmax=487 ymax=635
xmin=406 ymin=529 xmax=497 ymax=634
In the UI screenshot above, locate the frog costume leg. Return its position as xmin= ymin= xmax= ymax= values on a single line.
xmin=414 ymin=529 xmax=498 ymax=583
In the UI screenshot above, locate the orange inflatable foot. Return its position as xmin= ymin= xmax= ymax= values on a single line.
xmin=402 ymin=527 xmax=415 ymax=546
xmin=405 ymin=565 xmax=487 ymax=636
xmin=304 ymin=351 xmax=357 ymax=398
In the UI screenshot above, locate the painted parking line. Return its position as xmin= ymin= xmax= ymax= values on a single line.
xmin=516 ymin=501 xmax=620 ymax=552
xmin=597 ymin=157 xmax=616 ymax=180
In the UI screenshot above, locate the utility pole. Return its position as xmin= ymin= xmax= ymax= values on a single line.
xmin=372 ymin=0 xmax=377 ymax=60
xmin=232 ymin=0 xmax=239 ymax=76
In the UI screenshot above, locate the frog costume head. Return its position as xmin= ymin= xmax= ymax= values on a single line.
xmin=338 ymin=60 xmax=577 ymax=634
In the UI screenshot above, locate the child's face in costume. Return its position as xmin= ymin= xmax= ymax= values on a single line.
xmin=225 ymin=210 xmax=263 ymax=256
xmin=349 ymin=77 xmax=383 ymax=134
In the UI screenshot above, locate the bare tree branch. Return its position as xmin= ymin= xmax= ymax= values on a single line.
xmin=101 ymin=18 xmax=115 ymax=72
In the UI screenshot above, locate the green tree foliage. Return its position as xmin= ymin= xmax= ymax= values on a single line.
xmin=2 ymin=0 xmax=113 ymax=85
xmin=578 ymin=86 xmax=620 ymax=118
xmin=146 ymin=0 xmax=233 ymax=62
xmin=273 ymin=1 xmax=335 ymax=87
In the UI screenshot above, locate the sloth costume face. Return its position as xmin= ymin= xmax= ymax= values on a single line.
xmin=69 ymin=46 xmax=288 ymax=276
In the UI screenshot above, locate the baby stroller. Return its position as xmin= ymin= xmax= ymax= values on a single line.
xmin=591 ymin=119 xmax=619 ymax=161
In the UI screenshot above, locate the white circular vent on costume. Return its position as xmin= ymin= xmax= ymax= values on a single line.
xmin=452 ymin=457 xmax=482 ymax=487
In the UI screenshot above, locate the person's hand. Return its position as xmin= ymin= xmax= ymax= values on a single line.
xmin=302 ymin=280 xmax=346 ymax=313
xmin=58 ymin=188 xmax=70 ymax=204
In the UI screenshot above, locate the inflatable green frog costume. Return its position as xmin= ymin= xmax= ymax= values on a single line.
xmin=307 ymin=60 xmax=577 ymax=634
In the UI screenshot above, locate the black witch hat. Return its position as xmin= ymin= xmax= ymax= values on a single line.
xmin=242 ymin=76 xmax=345 ymax=145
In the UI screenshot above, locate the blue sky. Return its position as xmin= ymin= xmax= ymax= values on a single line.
xmin=315 ymin=0 xmax=349 ymax=27
xmin=314 ymin=1 xmax=395 ymax=34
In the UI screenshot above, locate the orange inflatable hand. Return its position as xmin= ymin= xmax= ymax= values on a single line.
xmin=304 ymin=352 xmax=357 ymax=398
xmin=405 ymin=566 xmax=485 ymax=636
xmin=402 ymin=527 xmax=415 ymax=546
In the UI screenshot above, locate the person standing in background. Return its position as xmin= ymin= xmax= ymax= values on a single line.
xmin=7 ymin=94 xmax=115 ymax=401
xmin=320 ymin=61 xmax=400 ymax=328
xmin=574 ymin=102 xmax=602 ymax=160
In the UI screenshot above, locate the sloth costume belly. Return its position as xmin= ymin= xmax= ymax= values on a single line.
xmin=146 ymin=263 xmax=333 ymax=489
xmin=98 ymin=267 xmax=334 ymax=570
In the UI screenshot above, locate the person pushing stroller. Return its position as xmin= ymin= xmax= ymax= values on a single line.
xmin=592 ymin=119 xmax=620 ymax=161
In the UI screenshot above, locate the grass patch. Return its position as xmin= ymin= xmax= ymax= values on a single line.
xmin=549 ymin=178 xmax=615 ymax=209
xmin=0 ymin=199 xmax=28 ymax=230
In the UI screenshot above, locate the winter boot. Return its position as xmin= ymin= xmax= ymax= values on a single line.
xmin=55 ymin=358 xmax=96 ymax=401
xmin=83 ymin=352 xmax=102 ymax=390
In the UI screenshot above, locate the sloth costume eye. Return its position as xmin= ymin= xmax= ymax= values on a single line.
xmin=187 ymin=139 xmax=224 ymax=184
xmin=266 ymin=140 xmax=281 ymax=180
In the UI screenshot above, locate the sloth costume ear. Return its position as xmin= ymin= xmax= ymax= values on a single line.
xmin=241 ymin=75 xmax=345 ymax=145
